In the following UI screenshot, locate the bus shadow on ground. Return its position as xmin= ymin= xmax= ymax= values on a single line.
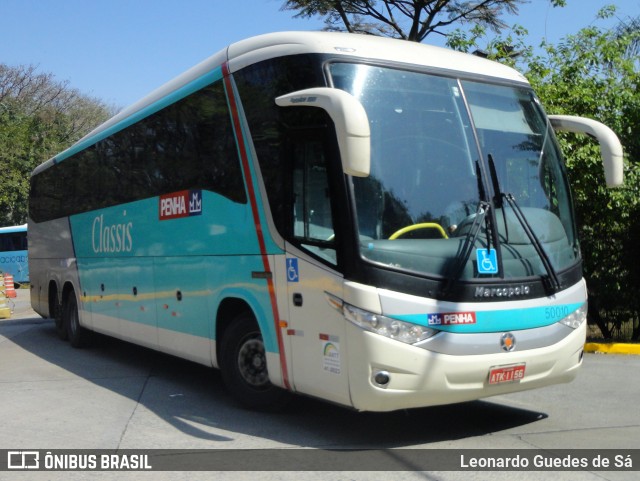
xmin=5 ymin=319 xmax=547 ymax=448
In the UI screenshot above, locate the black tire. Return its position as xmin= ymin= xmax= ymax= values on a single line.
xmin=220 ymin=314 xmax=289 ymax=410
xmin=64 ymin=291 xmax=91 ymax=348
xmin=53 ymin=300 xmax=68 ymax=341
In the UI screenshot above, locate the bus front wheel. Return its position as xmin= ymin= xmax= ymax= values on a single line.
xmin=220 ymin=314 xmax=289 ymax=410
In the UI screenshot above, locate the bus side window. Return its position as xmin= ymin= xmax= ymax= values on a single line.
xmin=291 ymin=139 xmax=337 ymax=265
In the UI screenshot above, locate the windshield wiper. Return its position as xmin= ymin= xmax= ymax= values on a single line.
xmin=443 ymin=160 xmax=494 ymax=296
xmin=487 ymin=155 xmax=562 ymax=294
xmin=444 ymin=200 xmax=491 ymax=295
xmin=502 ymin=192 xmax=561 ymax=293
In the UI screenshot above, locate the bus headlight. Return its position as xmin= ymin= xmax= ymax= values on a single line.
xmin=343 ymin=303 xmax=437 ymax=344
xmin=559 ymin=303 xmax=588 ymax=329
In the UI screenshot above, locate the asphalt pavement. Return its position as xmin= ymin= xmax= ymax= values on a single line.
xmin=1 ymin=288 xmax=639 ymax=481
xmin=1 ymin=286 xmax=34 ymax=321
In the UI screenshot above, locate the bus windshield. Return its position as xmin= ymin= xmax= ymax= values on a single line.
xmin=330 ymin=63 xmax=578 ymax=281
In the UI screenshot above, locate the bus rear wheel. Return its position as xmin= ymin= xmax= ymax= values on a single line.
xmin=63 ymin=291 xmax=91 ymax=348
xmin=54 ymin=304 xmax=67 ymax=341
xmin=220 ymin=314 xmax=289 ymax=410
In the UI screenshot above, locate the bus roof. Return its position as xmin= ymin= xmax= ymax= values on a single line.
xmin=0 ymin=224 xmax=27 ymax=234
xmin=226 ymin=31 xmax=527 ymax=82
xmin=33 ymin=31 xmax=528 ymax=175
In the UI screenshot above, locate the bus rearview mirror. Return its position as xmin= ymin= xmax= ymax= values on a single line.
xmin=548 ymin=115 xmax=624 ymax=188
xmin=276 ymin=88 xmax=371 ymax=177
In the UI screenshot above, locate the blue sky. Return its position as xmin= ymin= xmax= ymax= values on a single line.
xmin=1 ymin=0 xmax=638 ymax=108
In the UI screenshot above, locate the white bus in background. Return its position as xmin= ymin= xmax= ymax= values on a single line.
xmin=28 ymin=32 xmax=623 ymax=411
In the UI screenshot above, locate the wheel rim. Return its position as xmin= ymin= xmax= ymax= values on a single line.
xmin=237 ymin=336 xmax=269 ymax=389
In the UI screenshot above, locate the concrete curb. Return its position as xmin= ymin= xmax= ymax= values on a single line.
xmin=584 ymin=342 xmax=640 ymax=355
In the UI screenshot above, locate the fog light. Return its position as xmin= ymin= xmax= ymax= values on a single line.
xmin=373 ymin=370 xmax=390 ymax=387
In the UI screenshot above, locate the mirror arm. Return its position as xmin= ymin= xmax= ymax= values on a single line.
xmin=549 ymin=114 xmax=624 ymax=188
xmin=276 ymin=88 xmax=371 ymax=177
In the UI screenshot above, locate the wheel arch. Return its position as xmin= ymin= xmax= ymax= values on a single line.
xmin=61 ymin=279 xmax=86 ymax=329
xmin=215 ymin=297 xmax=256 ymax=366
xmin=62 ymin=280 xmax=76 ymax=304
xmin=47 ymin=279 xmax=60 ymax=320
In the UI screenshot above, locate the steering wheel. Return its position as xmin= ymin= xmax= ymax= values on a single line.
xmin=389 ymin=222 xmax=448 ymax=240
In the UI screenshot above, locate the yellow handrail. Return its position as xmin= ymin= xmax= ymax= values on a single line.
xmin=389 ymin=223 xmax=448 ymax=240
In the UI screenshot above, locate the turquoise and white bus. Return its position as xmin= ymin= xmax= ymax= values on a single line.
xmin=0 ymin=224 xmax=29 ymax=284
xmin=28 ymin=32 xmax=623 ymax=411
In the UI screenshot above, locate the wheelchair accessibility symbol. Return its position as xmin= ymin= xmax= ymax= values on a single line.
xmin=287 ymin=258 xmax=299 ymax=282
xmin=476 ymin=248 xmax=498 ymax=275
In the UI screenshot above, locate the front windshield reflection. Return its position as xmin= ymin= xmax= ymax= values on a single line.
xmin=330 ymin=63 xmax=578 ymax=281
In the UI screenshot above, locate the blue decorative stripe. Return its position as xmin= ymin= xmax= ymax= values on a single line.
xmin=393 ymin=302 xmax=585 ymax=333
xmin=69 ymin=191 xmax=280 ymax=351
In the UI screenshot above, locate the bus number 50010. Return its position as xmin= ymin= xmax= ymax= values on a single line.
xmin=545 ymin=306 xmax=569 ymax=320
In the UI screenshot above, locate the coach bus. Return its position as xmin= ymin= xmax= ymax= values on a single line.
xmin=0 ymin=224 xmax=29 ymax=284
xmin=28 ymin=32 xmax=623 ymax=411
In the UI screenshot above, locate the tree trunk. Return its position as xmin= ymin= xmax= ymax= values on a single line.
xmin=589 ymin=303 xmax=612 ymax=340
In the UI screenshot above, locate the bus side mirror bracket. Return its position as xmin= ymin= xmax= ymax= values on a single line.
xmin=276 ymin=88 xmax=371 ymax=177
xmin=548 ymin=115 xmax=624 ymax=188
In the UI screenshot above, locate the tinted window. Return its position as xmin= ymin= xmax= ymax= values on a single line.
xmin=30 ymin=81 xmax=245 ymax=222
xmin=0 ymin=232 xmax=27 ymax=251
xmin=332 ymin=62 xmax=578 ymax=281
xmin=234 ymin=54 xmax=327 ymax=237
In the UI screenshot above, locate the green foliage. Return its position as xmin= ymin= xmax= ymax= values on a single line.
xmin=446 ymin=24 xmax=488 ymax=52
xmin=529 ymin=13 xmax=639 ymax=340
xmin=444 ymin=5 xmax=639 ymax=338
xmin=474 ymin=6 xmax=640 ymax=339
xmin=0 ymin=65 xmax=113 ymax=226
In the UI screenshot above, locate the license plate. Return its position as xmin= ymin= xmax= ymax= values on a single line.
xmin=488 ymin=364 xmax=526 ymax=385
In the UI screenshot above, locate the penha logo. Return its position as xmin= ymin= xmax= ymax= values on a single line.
xmin=428 ymin=311 xmax=477 ymax=326
xmin=159 ymin=189 xmax=202 ymax=221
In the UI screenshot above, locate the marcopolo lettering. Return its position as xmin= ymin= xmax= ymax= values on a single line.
xmin=474 ymin=285 xmax=531 ymax=298
xmin=159 ymin=189 xmax=202 ymax=221
xmin=289 ymin=96 xmax=318 ymax=104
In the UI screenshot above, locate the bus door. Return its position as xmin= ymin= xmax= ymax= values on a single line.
xmin=279 ymin=129 xmax=351 ymax=407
